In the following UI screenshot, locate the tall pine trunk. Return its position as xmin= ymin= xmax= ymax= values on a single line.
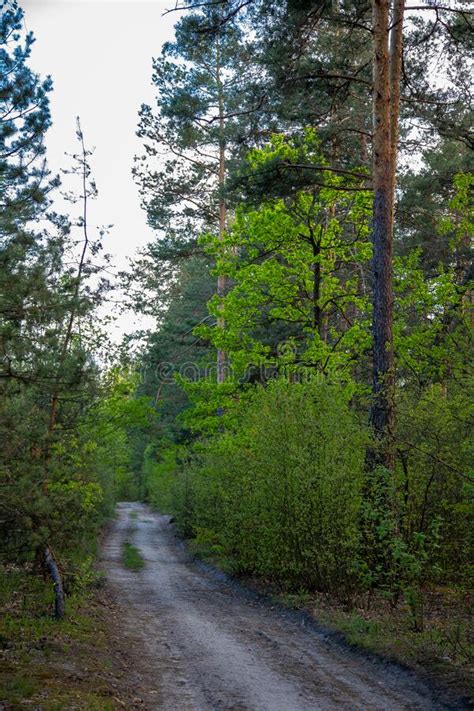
xmin=389 ymin=0 xmax=405 ymax=212
xmin=216 ymin=42 xmax=227 ymax=386
xmin=369 ymin=0 xmax=404 ymax=470
xmin=216 ymin=136 xmax=227 ymax=385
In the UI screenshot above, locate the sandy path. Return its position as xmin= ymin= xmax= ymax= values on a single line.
xmin=100 ymin=502 xmax=463 ymax=711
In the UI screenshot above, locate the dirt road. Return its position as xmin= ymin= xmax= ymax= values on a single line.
xmin=101 ymin=502 xmax=463 ymax=710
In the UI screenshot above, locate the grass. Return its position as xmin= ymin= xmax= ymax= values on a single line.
xmin=2 ymin=676 xmax=37 ymax=706
xmin=0 ymin=563 xmax=129 ymax=709
xmin=122 ymin=540 xmax=145 ymax=571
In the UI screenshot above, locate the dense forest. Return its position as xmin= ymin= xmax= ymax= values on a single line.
xmin=130 ymin=0 xmax=473 ymax=613
xmin=0 ymin=0 xmax=473 ymax=707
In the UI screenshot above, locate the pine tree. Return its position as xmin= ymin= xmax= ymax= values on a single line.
xmin=0 ymin=0 xmax=55 ymax=231
xmin=0 ymin=9 xmax=112 ymax=615
xmin=134 ymin=7 xmax=254 ymax=384
xmin=0 ymin=0 xmax=59 ymax=384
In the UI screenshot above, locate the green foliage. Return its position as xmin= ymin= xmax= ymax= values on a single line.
xmin=114 ymin=4 xmax=474 ymax=694
xmin=131 ymin=127 xmax=472 ymax=613
xmin=437 ymin=172 xmax=474 ymax=248
xmin=143 ymin=445 xmax=179 ymax=513
xmin=81 ymin=368 xmax=154 ymax=504
xmin=134 ymin=7 xmax=252 ymax=258
xmin=199 ymin=132 xmax=372 ymax=382
xmin=0 ymin=0 xmax=56 ymax=232
xmin=397 ymin=144 xmax=473 ymax=271
xmin=0 ymin=564 xmax=124 ymax=709
xmin=396 ymin=383 xmax=473 ymax=587
xmin=2 ymin=0 xmax=465 ymax=648
xmin=0 ymin=91 xmax=125 ymax=591
xmin=152 ymin=379 xmax=368 ymax=596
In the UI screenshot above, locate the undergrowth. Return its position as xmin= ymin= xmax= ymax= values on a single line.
xmin=0 ymin=563 xmax=116 ymax=710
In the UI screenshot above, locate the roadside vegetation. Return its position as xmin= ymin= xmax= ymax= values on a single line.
xmin=0 ymin=564 xmax=151 ymax=710
xmin=278 ymin=585 xmax=473 ymax=700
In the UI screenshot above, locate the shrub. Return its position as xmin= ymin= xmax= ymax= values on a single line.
xmin=165 ymin=378 xmax=367 ymax=596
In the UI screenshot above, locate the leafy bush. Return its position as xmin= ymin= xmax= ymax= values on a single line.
xmin=151 ymin=378 xmax=367 ymax=596
xmin=395 ymin=382 xmax=473 ymax=586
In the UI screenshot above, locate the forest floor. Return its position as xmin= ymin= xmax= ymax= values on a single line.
xmin=1 ymin=502 xmax=471 ymax=710
xmin=0 ymin=560 xmax=162 ymax=710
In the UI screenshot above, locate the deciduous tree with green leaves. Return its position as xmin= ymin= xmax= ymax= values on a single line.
xmin=199 ymin=131 xmax=372 ymax=383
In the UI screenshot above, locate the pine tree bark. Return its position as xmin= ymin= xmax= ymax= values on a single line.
xmin=217 ymin=139 xmax=226 ymax=385
xmin=389 ymin=0 xmax=405 ymax=212
xmin=369 ymin=0 xmax=395 ymax=469
xmin=216 ymin=42 xmax=227 ymax=387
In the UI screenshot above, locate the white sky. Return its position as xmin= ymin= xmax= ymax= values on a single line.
xmin=21 ymin=0 xmax=178 ymax=339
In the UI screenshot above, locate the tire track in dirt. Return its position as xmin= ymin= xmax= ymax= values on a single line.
xmin=100 ymin=502 xmax=466 ymax=711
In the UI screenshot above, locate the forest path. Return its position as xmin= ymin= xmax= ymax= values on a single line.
xmin=100 ymin=502 xmax=457 ymax=711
